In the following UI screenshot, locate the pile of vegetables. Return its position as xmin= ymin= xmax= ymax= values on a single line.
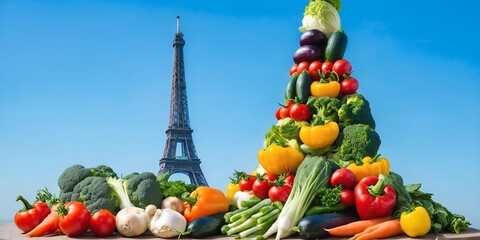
xmin=223 ymin=0 xmax=471 ymax=239
xmin=14 ymin=165 xmax=231 ymax=238
xmin=13 ymin=0 xmax=473 ymax=239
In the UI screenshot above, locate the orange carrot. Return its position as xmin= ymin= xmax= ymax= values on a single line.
xmin=354 ymin=219 xmax=403 ymax=240
xmin=325 ymin=216 xmax=392 ymax=237
xmin=26 ymin=204 xmax=60 ymax=237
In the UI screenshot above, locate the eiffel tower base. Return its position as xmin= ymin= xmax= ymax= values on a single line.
xmin=158 ymin=159 xmax=208 ymax=186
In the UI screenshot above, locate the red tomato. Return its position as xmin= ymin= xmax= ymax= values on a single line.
xmin=239 ymin=176 xmax=256 ymax=191
xmin=275 ymin=108 xmax=282 ymax=120
xmin=285 ymin=100 xmax=294 ymax=107
xmin=90 ymin=209 xmax=116 ymax=237
xmin=263 ymin=173 xmax=277 ymax=182
xmin=289 ymin=103 xmax=311 ymax=121
xmin=252 ymin=176 xmax=272 ymax=199
xmin=290 ymin=64 xmax=298 ymax=76
xmin=279 ymin=106 xmax=291 ymax=119
xmin=308 ymin=60 xmax=323 ymax=81
xmin=296 ymin=61 xmax=310 ymax=75
xmin=321 ymin=61 xmax=333 ymax=78
xmin=340 ymin=189 xmax=355 ymax=208
xmin=58 ymin=201 xmax=91 ymax=237
xmin=332 ymin=59 xmax=352 ymax=79
xmin=340 ymin=77 xmax=359 ymax=95
xmin=330 ymin=168 xmax=356 ymax=190
xmin=284 ymin=173 xmax=295 ymax=187
xmin=268 ymin=185 xmax=292 ymax=204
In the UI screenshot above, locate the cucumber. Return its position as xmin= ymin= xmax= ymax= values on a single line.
xmin=184 ymin=213 xmax=226 ymax=238
xmin=295 ymin=70 xmax=312 ymax=104
xmin=325 ymin=29 xmax=348 ymax=62
xmin=294 ymin=211 xmax=359 ymax=239
xmin=285 ymin=72 xmax=299 ymax=101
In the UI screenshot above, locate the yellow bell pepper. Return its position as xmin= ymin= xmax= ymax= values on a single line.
xmin=258 ymin=144 xmax=305 ymax=175
xmin=400 ymin=206 xmax=432 ymax=237
xmin=310 ymin=80 xmax=340 ymax=98
xmin=225 ymin=183 xmax=240 ymax=204
xmin=346 ymin=154 xmax=390 ymax=184
xmin=299 ymin=121 xmax=339 ymax=149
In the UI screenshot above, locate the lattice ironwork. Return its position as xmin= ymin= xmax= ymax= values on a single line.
xmin=158 ymin=16 xmax=208 ymax=187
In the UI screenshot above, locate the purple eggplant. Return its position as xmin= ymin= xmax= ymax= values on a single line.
xmin=300 ymin=29 xmax=327 ymax=48
xmin=293 ymin=45 xmax=324 ymax=64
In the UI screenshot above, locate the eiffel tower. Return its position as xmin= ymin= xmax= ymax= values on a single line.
xmin=158 ymin=16 xmax=208 ymax=187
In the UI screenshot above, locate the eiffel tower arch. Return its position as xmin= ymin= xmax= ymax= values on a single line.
xmin=158 ymin=16 xmax=208 ymax=187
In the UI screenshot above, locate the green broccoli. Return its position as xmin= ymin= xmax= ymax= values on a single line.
xmin=338 ymin=93 xmax=376 ymax=129
xmin=90 ymin=165 xmax=118 ymax=178
xmin=106 ymin=177 xmax=134 ymax=209
xmin=107 ymin=172 xmax=164 ymax=209
xmin=58 ymin=164 xmax=93 ymax=202
xmin=333 ymin=123 xmax=381 ymax=166
xmin=127 ymin=172 xmax=163 ymax=208
xmin=70 ymin=176 xmax=117 ymax=213
xmin=306 ymin=96 xmax=342 ymax=125
xmin=123 ymin=172 xmax=139 ymax=180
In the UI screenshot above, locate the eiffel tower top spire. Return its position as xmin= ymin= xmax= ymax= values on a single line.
xmin=169 ymin=16 xmax=189 ymax=130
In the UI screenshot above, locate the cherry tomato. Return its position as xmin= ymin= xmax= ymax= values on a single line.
xmin=268 ymin=185 xmax=292 ymax=204
xmin=308 ymin=60 xmax=323 ymax=81
xmin=252 ymin=178 xmax=271 ymax=199
xmin=58 ymin=201 xmax=91 ymax=237
xmin=321 ymin=61 xmax=333 ymax=78
xmin=340 ymin=77 xmax=359 ymax=95
xmin=332 ymin=59 xmax=352 ymax=79
xmin=296 ymin=61 xmax=310 ymax=75
xmin=290 ymin=64 xmax=298 ymax=76
xmin=289 ymin=103 xmax=311 ymax=121
xmin=90 ymin=209 xmax=116 ymax=237
xmin=239 ymin=176 xmax=256 ymax=191
xmin=340 ymin=189 xmax=355 ymax=208
xmin=283 ymin=173 xmax=295 ymax=187
xmin=275 ymin=107 xmax=282 ymax=120
xmin=330 ymin=168 xmax=356 ymax=190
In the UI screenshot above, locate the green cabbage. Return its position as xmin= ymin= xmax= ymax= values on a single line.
xmin=299 ymin=0 xmax=341 ymax=36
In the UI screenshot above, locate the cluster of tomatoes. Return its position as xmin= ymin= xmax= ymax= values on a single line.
xmin=329 ymin=168 xmax=356 ymax=208
xmin=275 ymin=58 xmax=360 ymax=121
xmin=14 ymin=199 xmax=116 ymax=238
xmin=239 ymin=172 xmax=295 ymax=204
xmin=290 ymin=59 xmax=359 ymax=95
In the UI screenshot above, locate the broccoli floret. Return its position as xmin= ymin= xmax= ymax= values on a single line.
xmin=127 ymin=172 xmax=163 ymax=208
xmin=124 ymin=172 xmax=139 ymax=180
xmin=338 ymin=93 xmax=376 ymax=129
xmin=90 ymin=165 xmax=118 ymax=178
xmin=306 ymin=96 xmax=342 ymax=125
xmin=58 ymin=164 xmax=93 ymax=202
xmin=334 ymin=123 xmax=381 ymax=166
xmin=70 ymin=176 xmax=117 ymax=213
xmin=106 ymin=177 xmax=134 ymax=209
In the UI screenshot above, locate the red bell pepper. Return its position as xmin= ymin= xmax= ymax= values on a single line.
xmin=354 ymin=174 xmax=396 ymax=220
xmin=14 ymin=195 xmax=51 ymax=233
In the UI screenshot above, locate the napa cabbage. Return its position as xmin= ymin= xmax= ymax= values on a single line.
xmin=299 ymin=0 xmax=341 ymax=36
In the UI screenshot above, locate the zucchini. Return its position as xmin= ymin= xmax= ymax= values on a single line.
xmin=295 ymin=70 xmax=312 ymax=104
xmin=184 ymin=213 xmax=226 ymax=238
xmin=325 ymin=29 xmax=348 ymax=62
xmin=293 ymin=211 xmax=359 ymax=239
xmin=285 ymin=72 xmax=299 ymax=101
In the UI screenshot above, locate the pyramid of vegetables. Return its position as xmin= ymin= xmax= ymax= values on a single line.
xmin=223 ymin=0 xmax=471 ymax=239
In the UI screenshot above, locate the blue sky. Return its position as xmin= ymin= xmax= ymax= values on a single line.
xmin=1 ymin=0 xmax=479 ymax=228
